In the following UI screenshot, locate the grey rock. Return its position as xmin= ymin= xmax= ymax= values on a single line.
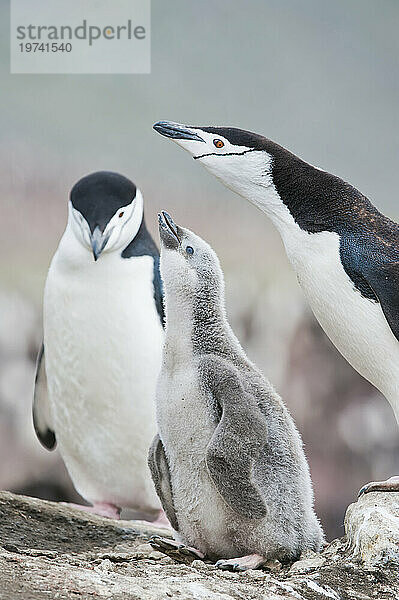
xmin=289 ymin=554 xmax=326 ymax=574
xmin=0 ymin=491 xmax=398 ymax=599
xmin=345 ymin=491 xmax=399 ymax=568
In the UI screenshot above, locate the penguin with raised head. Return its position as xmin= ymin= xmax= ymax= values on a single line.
xmin=153 ymin=121 xmax=399 ymax=495
xmin=149 ymin=211 xmax=323 ymax=571
xmin=33 ymin=171 xmax=167 ymax=524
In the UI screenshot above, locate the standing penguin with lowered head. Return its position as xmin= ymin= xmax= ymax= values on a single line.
xmin=33 ymin=171 xmax=167 ymax=524
xmin=149 ymin=211 xmax=323 ymax=571
xmin=153 ymin=121 xmax=399 ymax=495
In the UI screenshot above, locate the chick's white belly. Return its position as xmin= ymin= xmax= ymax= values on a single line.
xmin=157 ymin=367 xmax=233 ymax=555
xmin=44 ymin=265 xmax=163 ymax=510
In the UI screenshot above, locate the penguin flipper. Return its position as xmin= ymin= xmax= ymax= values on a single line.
xmin=151 ymin=255 xmax=165 ymax=327
xmin=148 ymin=434 xmax=179 ymax=531
xmin=32 ymin=344 xmax=56 ymax=450
xmin=121 ymin=219 xmax=165 ymax=327
xmin=203 ymin=358 xmax=268 ymax=520
xmin=362 ymin=259 xmax=399 ymax=343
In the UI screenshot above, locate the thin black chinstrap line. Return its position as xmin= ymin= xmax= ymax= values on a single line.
xmin=193 ymin=148 xmax=257 ymax=160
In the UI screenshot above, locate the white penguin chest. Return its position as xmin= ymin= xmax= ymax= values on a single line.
xmin=44 ymin=252 xmax=163 ymax=424
xmin=43 ymin=249 xmax=164 ymax=505
xmin=284 ymin=229 xmax=399 ymax=407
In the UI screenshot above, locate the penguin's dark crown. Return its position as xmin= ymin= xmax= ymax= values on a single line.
xmin=70 ymin=171 xmax=137 ymax=233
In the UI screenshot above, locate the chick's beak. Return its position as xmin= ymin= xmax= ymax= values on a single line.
xmin=158 ymin=211 xmax=181 ymax=250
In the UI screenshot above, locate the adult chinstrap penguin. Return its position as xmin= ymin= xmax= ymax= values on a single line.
xmin=148 ymin=211 xmax=324 ymax=571
xmin=153 ymin=121 xmax=399 ymax=496
xmin=33 ymin=171 xmax=167 ymax=524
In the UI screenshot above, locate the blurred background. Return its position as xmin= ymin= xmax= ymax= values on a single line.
xmin=0 ymin=0 xmax=398 ymax=540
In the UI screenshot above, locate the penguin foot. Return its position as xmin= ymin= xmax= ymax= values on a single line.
xmin=358 ymin=476 xmax=399 ymax=497
xmin=215 ymin=554 xmax=266 ymax=572
xmin=61 ymin=502 xmax=121 ymax=519
xmin=150 ymin=535 xmax=205 ymax=560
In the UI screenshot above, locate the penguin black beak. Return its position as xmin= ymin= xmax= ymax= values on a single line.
xmin=90 ymin=226 xmax=111 ymax=261
xmin=158 ymin=211 xmax=181 ymax=250
xmin=153 ymin=121 xmax=204 ymax=143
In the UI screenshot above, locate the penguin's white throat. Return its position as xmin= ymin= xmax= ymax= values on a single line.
xmin=200 ymin=150 xmax=270 ymax=197
xmin=200 ymin=150 xmax=295 ymax=235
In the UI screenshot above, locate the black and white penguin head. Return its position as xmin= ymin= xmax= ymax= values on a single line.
xmin=153 ymin=121 xmax=279 ymax=205
xmin=153 ymin=122 xmax=336 ymax=236
xmin=69 ymin=171 xmax=143 ymax=260
xmin=158 ymin=210 xmax=223 ymax=298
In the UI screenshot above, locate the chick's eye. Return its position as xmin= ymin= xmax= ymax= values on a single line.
xmin=213 ymin=139 xmax=224 ymax=148
xmin=186 ymin=246 xmax=194 ymax=255
xmin=118 ymin=211 xmax=124 ymax=218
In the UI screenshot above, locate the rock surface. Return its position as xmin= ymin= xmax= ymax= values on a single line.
xmin=345 ymin=490 xmax=399 ymax=568
xmin=0 ymin=491 xmax=398 ymax=600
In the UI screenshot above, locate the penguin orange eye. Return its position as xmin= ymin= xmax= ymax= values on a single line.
xmin=213 ymin=139 xmax=224 ymax=148
xmin=118 ymin=211 xmax=124 ymax=218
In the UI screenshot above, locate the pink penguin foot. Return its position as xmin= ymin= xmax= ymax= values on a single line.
xmin=215 ymin=553 xmax=267 ymax=572
xmin=358 ymin=476 xmax=399 ymax=497
xmin=61 ymin=502 xmax=121 ymax=520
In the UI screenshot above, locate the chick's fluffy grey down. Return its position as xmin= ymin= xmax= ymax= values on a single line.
xmin=149 ymin=212 xmax=324 ymax=566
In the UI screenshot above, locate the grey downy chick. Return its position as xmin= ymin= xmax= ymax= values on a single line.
xmin=149 ymin=211 xmax=324 ymax=571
